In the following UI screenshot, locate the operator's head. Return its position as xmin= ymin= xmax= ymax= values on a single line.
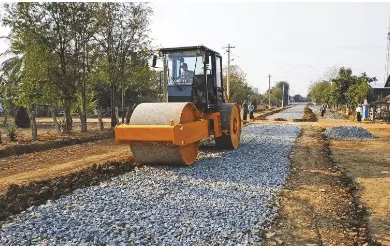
xmin=181 ymin=63 xmax=188 ymax=72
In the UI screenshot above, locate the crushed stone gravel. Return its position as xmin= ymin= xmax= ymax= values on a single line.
xmin=311 ymin=106 xmax=346 ymax=120
xmin=0 ymin=124 xmax=301 ymax=245
xmin=323 ymin=126 xmax=377 ymax=140
xmin=266 ymin=105 xmax=305 ymax=121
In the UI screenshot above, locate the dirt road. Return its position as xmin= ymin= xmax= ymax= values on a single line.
xmin=0 ymin=139 xmax=130 ymax=195
xmin=331 ymin=136 xmax=390 ymax=245
xmin=260 ymin=126 xmax=368 ymax=245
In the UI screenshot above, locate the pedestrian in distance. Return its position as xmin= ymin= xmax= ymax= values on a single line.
xmin=355 ymin=104 xmax=362 ymax=123
xmin=320 ymin=104 xmax=326 ymax=118
xmin=249 ymin=102 xmax=255 ymax=121
xmin=242 ymin=100 xmax=249 ymax=121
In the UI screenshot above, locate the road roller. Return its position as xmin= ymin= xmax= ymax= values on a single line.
xmin=115 ymin=45 xmax=241 ymax=165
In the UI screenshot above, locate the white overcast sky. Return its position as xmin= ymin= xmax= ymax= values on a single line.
xmin=0 ymin=2 xmax=389 ymax=96
xmin=150 ymin=2 xmax=390 ymax=96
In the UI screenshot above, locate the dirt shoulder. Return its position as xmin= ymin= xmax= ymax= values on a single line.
xmin=0 ymin=138 xmax=135 ymax=223
xmin=261 ymin=126 xmax=370 ymax=246
xmin=0 ymin=139 xmax=130 ymax=195
xmin=330 ymin=138 xmax=390 ymax=245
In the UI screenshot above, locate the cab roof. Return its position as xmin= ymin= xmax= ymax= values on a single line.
xmin=158 ymin=45 xmax=221 ymax=56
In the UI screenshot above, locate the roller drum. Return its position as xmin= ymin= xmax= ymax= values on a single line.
xmin=215 ymin=103 xmax=241 ymax=149
xmin=129 ymin=102 xmax=200 ymax=165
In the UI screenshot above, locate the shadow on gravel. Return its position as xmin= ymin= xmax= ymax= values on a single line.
xmin=0 ymin=160 xmax=134 ymax=224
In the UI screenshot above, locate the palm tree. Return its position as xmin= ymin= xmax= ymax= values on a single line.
xmin=0 ymin=53 xmax=24 ymax=124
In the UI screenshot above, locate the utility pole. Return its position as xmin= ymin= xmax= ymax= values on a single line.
xmin=223 ymin=44 xmax=235 ymax=102
xmin=385 ymin=15 xmax=390 ymax=83
xmin=268 ymin=74 xmax=271 ymax=109
xmin=282 ymin=83 xmax=285 ymax=108
xmin=287 ymin=86 xmax=289 ymax=105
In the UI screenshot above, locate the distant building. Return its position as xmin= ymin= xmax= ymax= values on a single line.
xmin=385 ymin=74 xmax=390 ymax=87
xmin=369 ymin=75 xmax=390 ymax=103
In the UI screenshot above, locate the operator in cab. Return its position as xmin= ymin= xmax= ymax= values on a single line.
xmin=180 ymin=63 xmax=194 ymax=84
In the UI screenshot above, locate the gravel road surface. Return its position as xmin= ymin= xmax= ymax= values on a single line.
xmin=266 ymin=105 xmax=304 ymax=121
xmin=311 ymin=106 xmax=346 ymax=120
xmin=1 ymin=124 xmax=301 ymax=245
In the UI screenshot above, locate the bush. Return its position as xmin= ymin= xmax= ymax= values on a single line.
xmin=6 ymin=123 xmax=18 ymax=141
xmin=15 ymin=107 xmax=30 ymax=128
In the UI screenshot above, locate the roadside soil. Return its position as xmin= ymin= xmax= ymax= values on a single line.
xmin=260 ymin=126 xmax=370 ymax=246
xmin=0 ymin=117 xmax=112 ymax=146
xmin=330 ymin=137 xmax=390 ymax=245
xmin=0 ymin=139 xmax=130 ymax=195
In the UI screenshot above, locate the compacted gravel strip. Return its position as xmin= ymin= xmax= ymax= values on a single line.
xmin=1 ymin=124 xmax=301 ymax=245
xmin=266 ymin=104 xmax=305 ymax=121
xmin=323 ymin=126 xmax=377 ymax=140
xmin=311 ymin=106 xmax=346 ymax=120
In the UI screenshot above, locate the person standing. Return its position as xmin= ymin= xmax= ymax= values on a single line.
xmin=320 ymin=104 xmax=326 ymax=118
xmin=242 ymin=100 xmax=248 ymax=121
xmin=249 ymin=102 xmax=255 ymax=121
xmin=355 ymin=104 xmax=362 ymax=122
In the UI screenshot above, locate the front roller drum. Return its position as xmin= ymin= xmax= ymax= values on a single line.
xmin=128 ymin=102 xmax=201 ymax=166
xmin=130 ymin=142 xmax=198 ymax=166
xmin=215 ymin=103 xmax=241 ymax=149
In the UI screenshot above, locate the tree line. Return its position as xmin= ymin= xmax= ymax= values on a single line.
xmin=223 ymin=65 xmax=295 ymax=108
xmin=264 ymin=81 xmax=290 ymax=107
xmin=0 ymin=3 xmax=269 ymax=142
xmin=0 ymin=2 xmax=156 ymax=139
xmin=223 ymin=65 xmax=263 ymax=107
xmin=308 ymin=67 xmax=376 ymax=110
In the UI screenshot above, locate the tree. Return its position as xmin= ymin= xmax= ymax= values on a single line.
xmin=265 ymin=81 xmax=290 ymax=107
xmin=3 ymin=3 xmax=74 ymax=133
xmin=94 ymin=3 xmax=153 ymax=127
xmin=293 ymin=94 xmax=306 ymax=102
xmin=68 ymin=3 xmax=100 ymax=132
xmin=345 ymin=72 xmax=376 ymax=107
xmin=309 ymin=81 xmax=331 ymax=104
xmin=0 ymin=56 xmax=22 ymax=124
xmin=222 ymin=65 xmax=262 ymax=105
xmin=14 ymin=34 xmax=61 ymax=139
xmin=321 ymin=66 xmax=339 ymax=82
xmin=307 ymin=67 xmax=376 ymax=110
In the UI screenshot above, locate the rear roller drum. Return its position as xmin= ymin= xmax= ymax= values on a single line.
xmin=215 ymin=103 xmax=241 ymax=149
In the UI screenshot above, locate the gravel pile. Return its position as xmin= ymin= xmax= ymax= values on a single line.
xmin=323 ymin=126 xmax=376 ymax=139
xmin=1 ymin=124 xmax=301 ymax=245
xmin=266 ymin=104 xmax=305 ymax=120
xmin=311 ymin=106 xmax=346 ymax=120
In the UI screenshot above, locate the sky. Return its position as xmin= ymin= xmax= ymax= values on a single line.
xmin=149 ymin=2 xmax=390 ymax=96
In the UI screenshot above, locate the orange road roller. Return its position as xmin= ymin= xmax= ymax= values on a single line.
xmin=115 ymin=46 xmax=241 ymax=165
